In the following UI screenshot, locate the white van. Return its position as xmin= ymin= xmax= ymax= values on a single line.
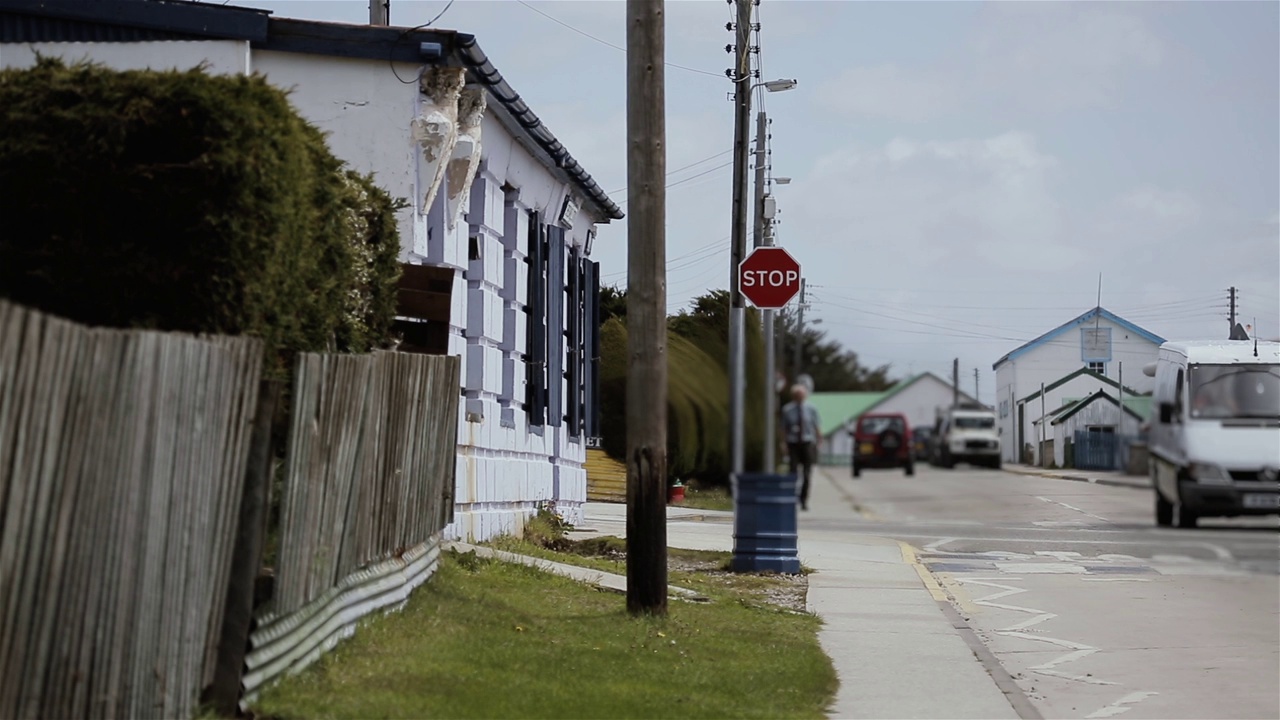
xmin=1143 ymin=340 xmax=1280 ymax=528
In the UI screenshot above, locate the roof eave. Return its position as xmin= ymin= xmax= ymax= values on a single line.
xmin=260 ymin=16 xmax=457 ymax=64
xmin=0 ymin=0 xmax=270 ymax=41
xmin=997 ymin=307 xmax=1166 ymax=369
xmin=453 ymin=33 xmax=623 ymax=222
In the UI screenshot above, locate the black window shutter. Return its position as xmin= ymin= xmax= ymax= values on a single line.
xmin=525 ymin=212 xmax=546 ymax=425
xmin=546 ymin=227 xmax=563 ymax=427
xmin=564 ymin=243 xmax=580 ymax=432
xmin=586 ymin=260 xmax=602 ymax=439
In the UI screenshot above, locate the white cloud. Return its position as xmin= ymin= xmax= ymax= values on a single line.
xmin=791 ymin=131 xmax=1068 ymax=276
xmin=818 ymin=65 xmax=959 ymax=123
xmin=1119 ymin=187 xmax=1202 ymax=223
xmin=817 ymin=4 xmax=1165 ymax=123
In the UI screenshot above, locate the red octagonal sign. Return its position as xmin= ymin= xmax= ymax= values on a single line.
xmin=738 ymin=246 xmax=802 ymax=309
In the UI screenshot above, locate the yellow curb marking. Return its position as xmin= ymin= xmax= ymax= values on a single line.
xmin=856 ymin=505 xmax=882 ymax=521
xmin=937 ymin=572 xmax=983 ymax=617
xmin=898 ymin=541 xmax=948 ymax=603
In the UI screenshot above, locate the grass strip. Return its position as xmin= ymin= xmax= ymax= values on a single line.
xmin=251 ymin=549 xmax=835 ymax=719
xmin=678 ymin=485 xmax=734 ymax=512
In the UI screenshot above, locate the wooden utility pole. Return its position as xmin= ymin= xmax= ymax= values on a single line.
xmin=974 ymin=368 xmax=980 ymax=401
xmin=792 ymin=279 xmax=806 ymax=374
xmin=1229 ymin=286 xmax=1238 ymax=329
xmin=624 ymin=0 xmax=668 ymax=616
xmin=952 ymin=358 xmax=959 ymax=407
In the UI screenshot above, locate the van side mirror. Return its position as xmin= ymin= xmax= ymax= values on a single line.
xmin=1159 ymin=402 xmax=1175 ymax=424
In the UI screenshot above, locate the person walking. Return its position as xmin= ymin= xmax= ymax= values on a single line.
xmin=780 ymin=384 xmax=822 ymax=510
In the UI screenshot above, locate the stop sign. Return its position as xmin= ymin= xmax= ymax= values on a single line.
xmin=738 ymin=246 xmax=802 ymax=309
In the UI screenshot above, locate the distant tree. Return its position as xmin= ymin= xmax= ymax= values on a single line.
xmin=599 ymin=284 xmax=627 ymax=324
xmin=776 ymin=310 xmax=893 ymax=392
xmin=668 ymin=289 xmax=729 ymax=345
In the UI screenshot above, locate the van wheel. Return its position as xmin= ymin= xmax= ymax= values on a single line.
xmin=1155 ymin=492 xmax=1173 ymax=527
xmin=1173 ymin=501 xmax=1199 ymax=529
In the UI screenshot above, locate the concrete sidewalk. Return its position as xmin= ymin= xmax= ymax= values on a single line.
xmin=573 ymin=467 xmax=1030 ymax=720
xmin=1004 ymin=463 xmax=1151 ymax=490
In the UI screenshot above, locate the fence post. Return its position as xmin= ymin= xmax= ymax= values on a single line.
xmin=204 ymin=379 xmax=282 ymax=714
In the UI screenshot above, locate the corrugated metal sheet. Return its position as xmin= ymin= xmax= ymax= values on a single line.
xmin=240 ymin=537 xmax=442 ymax=709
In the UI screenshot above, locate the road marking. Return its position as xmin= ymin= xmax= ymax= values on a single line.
xmin=1036 ymin=495 xmax=1111 ymax=523
xmin=994 ymin=562 xmax=1087 ymax=574
xmin=1190 ymin=542 xmax=1233 ymax=562
xmin=960 ymin=578 xmax=1118 ymax=686
xmin=1033 ymin=520 xmax=1088 ymax=527
xmin=873 ymin=531 xmax=1236 ymax=555
xmin=897 ymin=542 xmax=949 ymax=602
xmin=924 ymin=537 xmax=957 ymax=552
xmin=1080 ymin=577 xmax=1152 ymax=582
xmin=1035 ymin=551 xmax=1083 ymax=560
xmin=1085 ymin=691 xmax=1159 ymax=718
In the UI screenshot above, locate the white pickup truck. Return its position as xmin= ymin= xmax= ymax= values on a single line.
xmin=933 ymin=405 xmax=1002 ymax=470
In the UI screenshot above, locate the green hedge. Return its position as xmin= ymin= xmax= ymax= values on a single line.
xmin=599 ymin=307 xmax=768 ymax=486
xmin=0 ymin=58 xmax=403 ymax=373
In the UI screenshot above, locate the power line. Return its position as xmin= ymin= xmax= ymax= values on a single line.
xmin=603 ymin=234 xmax=732 ymax=280
xmin=423 ymin=0 xmax=456 ymax=27
xmin=615 ymin=161 xmax=733 ymax=207
xmin=515 ymin=0 xmax=723 ymax=78
xmin=606 ymin=150 xmax=733 ymax=195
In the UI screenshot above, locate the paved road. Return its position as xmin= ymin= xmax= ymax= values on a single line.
xmin=816 ymin=464 xmax=1279 ymax=720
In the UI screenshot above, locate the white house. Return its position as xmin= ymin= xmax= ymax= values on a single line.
xmin=857 ymin=372 xmax=982 ymax=432
xmin=1032 ymin=390 xmax=1146 ymax=469
xmin=993 ymin=307 xmax=1164 ymax=464
xmin=0 ymin=0 xmax=621 ymax=540
xmin=818 ymin=373 xmax=978 ymax=463
xmin=1016 ymin=367 xmax=1146 ymax=465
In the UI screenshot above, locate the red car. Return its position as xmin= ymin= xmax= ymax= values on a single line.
xmin=851 ymin=413 xmax=914 ymax=477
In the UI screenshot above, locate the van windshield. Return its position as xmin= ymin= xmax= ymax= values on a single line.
xmin=954 ymin=416 xmax=995 ymax=429
xmin=1189 ymin=364 xmax=1280 ymax=419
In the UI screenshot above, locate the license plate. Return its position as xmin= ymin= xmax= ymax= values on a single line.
xmin=859 ymin=443 xmax=875 ymax=454
xmin=1242 ymin=494 xmax=1280 ymax=509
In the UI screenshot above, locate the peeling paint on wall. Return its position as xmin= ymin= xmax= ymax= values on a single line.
xmin=413 ymin=67 xmax=465 ymax=216
xmin=446 ymin=86 xmax=486 ymax=232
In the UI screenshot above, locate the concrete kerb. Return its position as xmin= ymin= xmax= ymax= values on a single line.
xmin=1004 ymin=465 xmax=1151 ymax=491
xmin=443 ymin=541 xmax=710 ymax=602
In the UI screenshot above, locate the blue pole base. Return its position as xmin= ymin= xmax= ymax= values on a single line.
xmin=730 ymin=472 xmax=801 ymax=575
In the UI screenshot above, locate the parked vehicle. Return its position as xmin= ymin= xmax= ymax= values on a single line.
xmin=851 ymin=413 xmax=914 ymax=477
xmin=1143 ymin=339 xmax=1280 ymax=528
xmin=912 ymin=427 xmax=935 ymax=461
xmin=932 ymin=404 xmax=1001 ymax=469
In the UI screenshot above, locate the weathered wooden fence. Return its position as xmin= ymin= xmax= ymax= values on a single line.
xmin=241 ymin=350 xmax=460 ymax=703
xmin=0 ymin=300 xmax=262 ymax=720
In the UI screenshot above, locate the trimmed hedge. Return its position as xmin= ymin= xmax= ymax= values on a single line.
xmin=599 ymin=306 xmax=768 ymax=486
xmin=0 ymin=58 xmax=403 ymax=373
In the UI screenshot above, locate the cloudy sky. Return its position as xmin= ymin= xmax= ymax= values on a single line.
xmin=243 ymin=0 xmax=1278 ymax=403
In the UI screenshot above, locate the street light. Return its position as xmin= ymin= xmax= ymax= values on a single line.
xmin=773 ymin=177 xmax=791 ymax=185
xmin=730 ymin=77 xmax=799 ymax=478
